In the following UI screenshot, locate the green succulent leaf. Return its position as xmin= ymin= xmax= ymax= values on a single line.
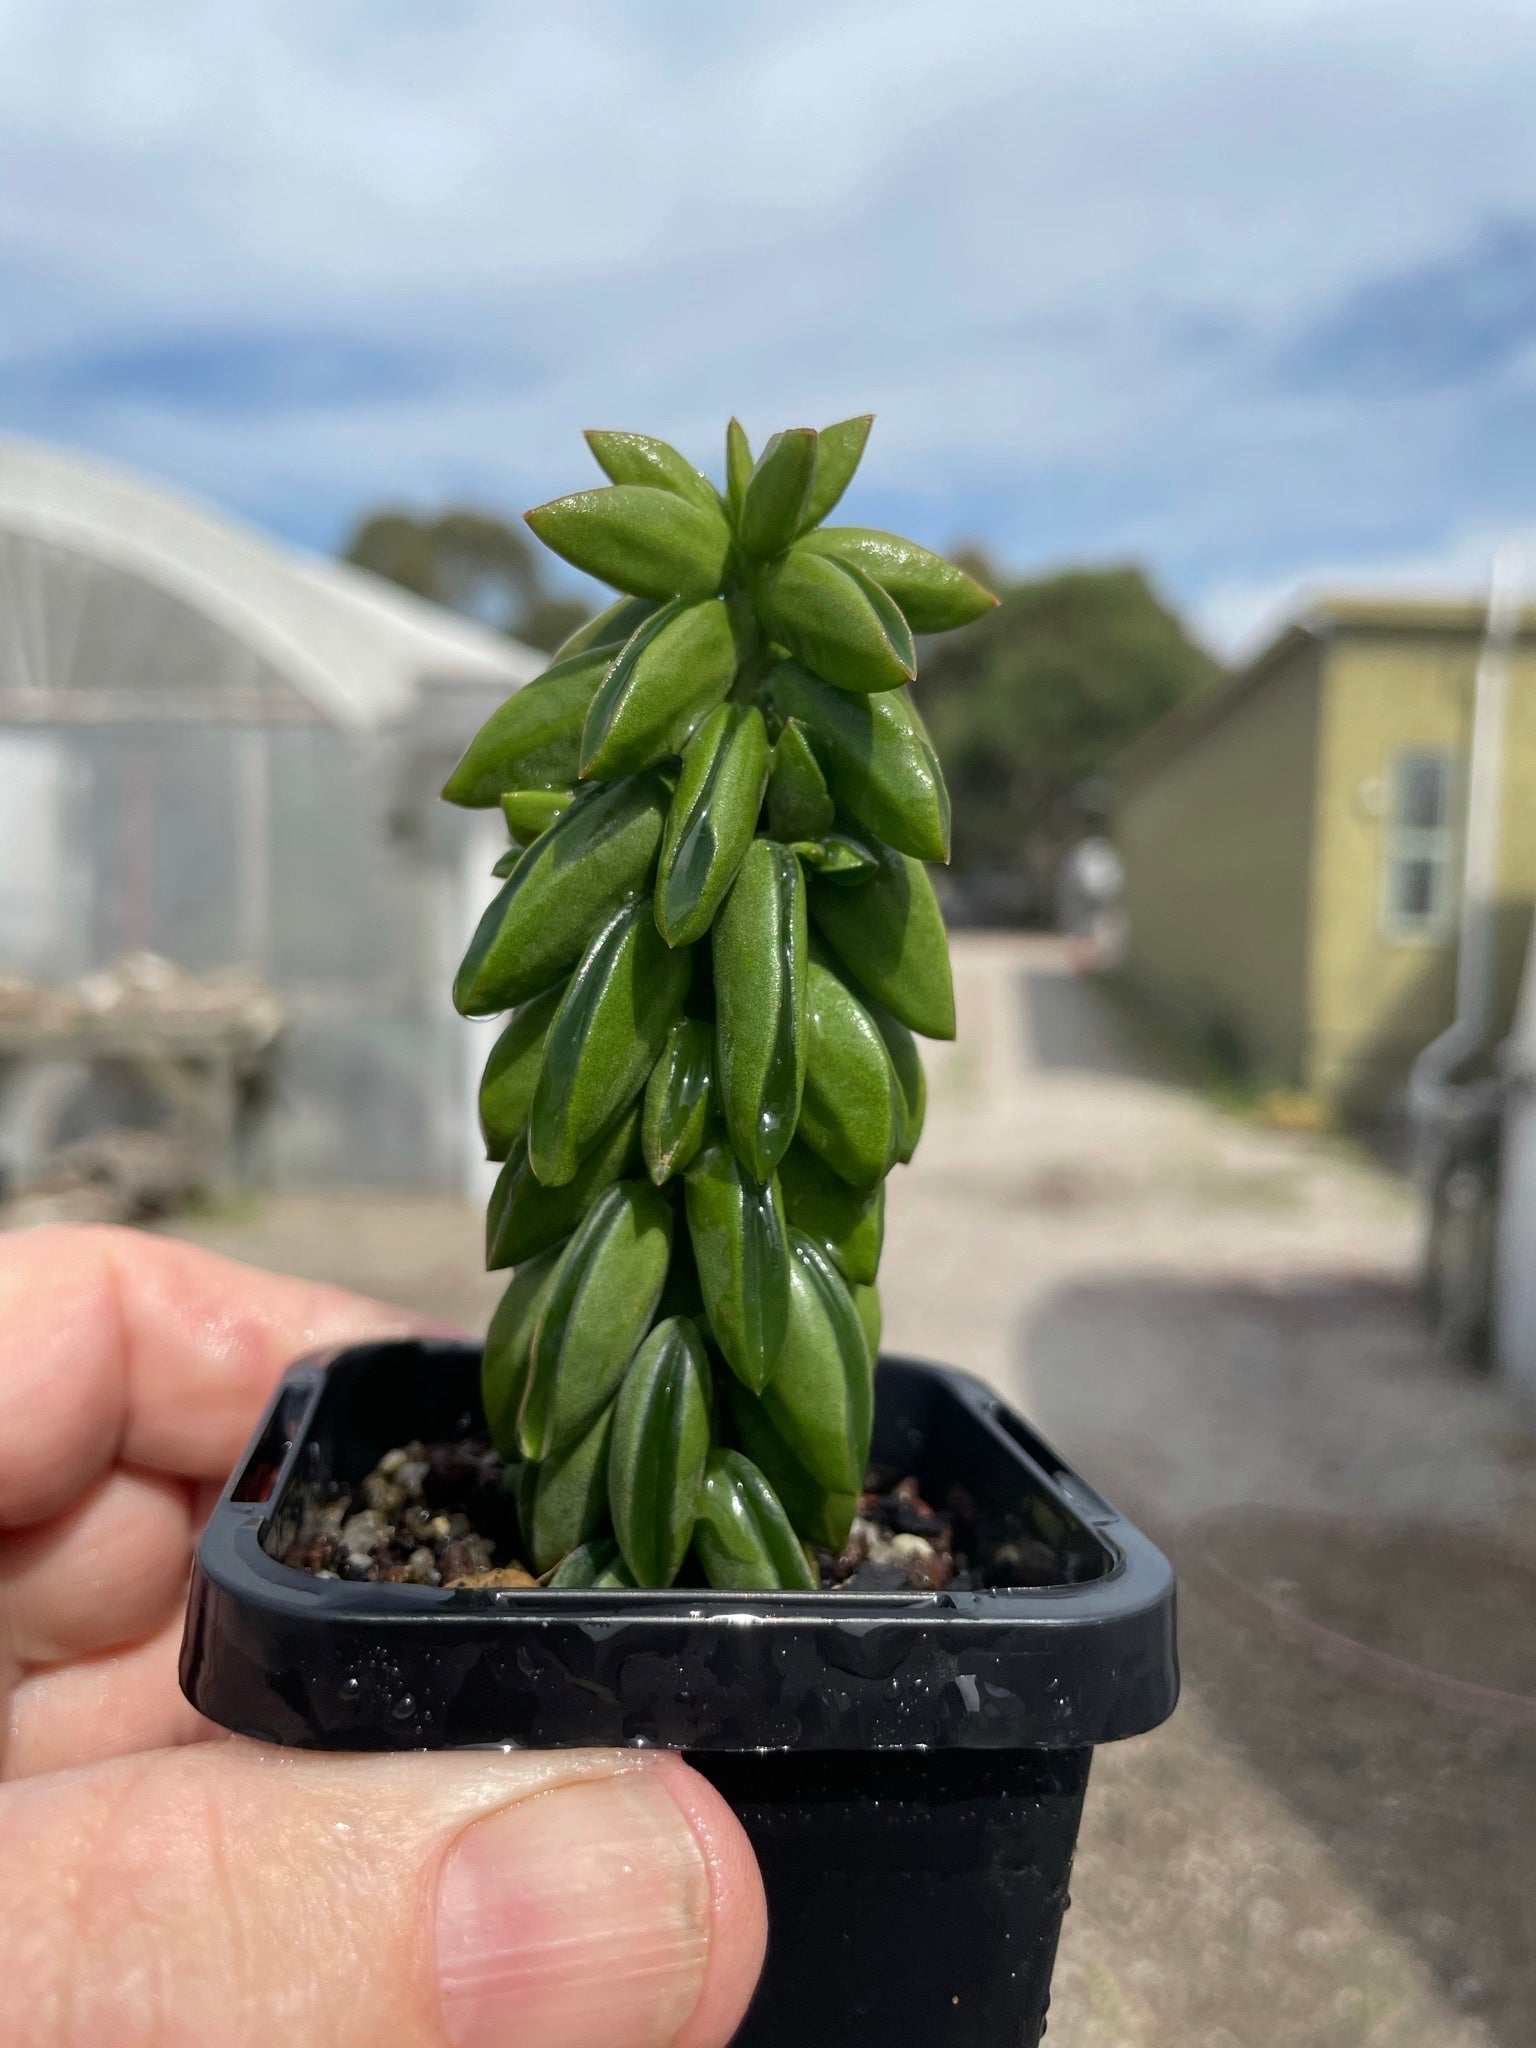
xmin=776 ymin=1138 xmax=884 ymax=1287
xmin=485 ymin=1107 xmax=642 ymax=1268
xmin=442 ymin=649 xmax=612 ymax=808
xmin=525 ymin=485 xmax=732 ymax=602
xmin=757 ymin=549 xmax=915 ymax=695
xmin=655 ymin=702 xmax=770 ymax=947
xmin=584 ymin=430 xmax=721 ymax=514
xmin=725 ymin=418 xmax=753 ymax=518
xmin=579 ymin=597 xmax=738 ymax=781
xmin=501 ymin=788 xmax=573 ymax=846
xmin=528 ymin=901 xmax=690 ymax=1187
xmin=798 ymin=955 xmax=904 ymax=1189
xmin=712 ymin=838 xmax=807 ymax=1181
xmin=726 ymin=1381 xmax=858 ymax=1552
xmin=765 ymin=661 xmax=950 ymax=863
xmin=797 ymin=527 xmax=998 ymax=632
xmin=852 ymin=1280 xmax=882 ymax=1364
xmin=454 ymin=773 xmax=668 ymax=1016
xmin=525 ymin=1402 xmax=616 ymax=1574
xmin=764 ymin=719 xmax=835 ymax=841
xmin=790 ymin=831 xmax=880 ymax=885
xmin=684 ymin=1137 xmax=792 ymax=1392
xmin=608 ymin=1315 xmax=711 ymax=1586
xmin=754 ymin=1229 xmax=874 ymax=1496
xmin=693 ymin=1448 xmax=818 ymax=1591
xmin=551 ymin=595 xmax=660 ymax=663
xmin=642 ymin=1018 xmax=714 ymax=1185
xmin=737 ymin=428 xmax=818 ymax=560
xmin=479 ymin=980 xmax=566 ymax=1161
xmin=545 ymin=1537 xmax=623 ymax=1586
xmin=806 ymin=839 xmax=956 ymax=1040
xmin=518 ymin=1178 xmax=673 ymax=1459
xmin=865 ymin=996 xmax=926 ymax=1163
xmin=796 ymin=414 xmax=873 ymax=535
xmin=482 ymin=1241 xmax=567 ymax=1457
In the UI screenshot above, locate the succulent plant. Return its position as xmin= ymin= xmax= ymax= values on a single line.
xmin=444 ymin=417 xmax=995 ymax=1588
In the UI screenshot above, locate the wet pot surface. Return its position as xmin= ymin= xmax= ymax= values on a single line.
xmin=181 ymin=1343 xmax=1177 ymax=2047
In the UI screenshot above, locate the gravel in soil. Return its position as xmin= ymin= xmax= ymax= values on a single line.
xmin=277 ymin=1440 xmax=1045 ymax=1592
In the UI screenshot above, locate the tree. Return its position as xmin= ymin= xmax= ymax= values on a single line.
xmin=340 ymin=506 xmax=589 ymax=654
xmin=912 ymin=559 xmax=1220 ymax=919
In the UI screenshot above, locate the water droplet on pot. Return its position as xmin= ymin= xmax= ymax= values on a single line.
xmin=339 ymin=1676 xmax=361 ymax=1701
xmin=391 ymin=1694 xmax=416 ymax=1721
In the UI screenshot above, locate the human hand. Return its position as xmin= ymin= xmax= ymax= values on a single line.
xmin=0 ymin=1225 xmax=764 ymax=2048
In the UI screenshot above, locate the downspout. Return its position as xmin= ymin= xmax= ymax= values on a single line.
xmin=1408 ymin=550 xmax=1522 ymax=1128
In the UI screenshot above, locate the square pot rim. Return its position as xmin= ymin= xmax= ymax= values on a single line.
xmin=181 ymin=1340 xmax=1180 ymax=1752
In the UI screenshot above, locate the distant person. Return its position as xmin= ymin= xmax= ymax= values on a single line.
xmin=1058 ymin=836 xmax=1127 ymax=972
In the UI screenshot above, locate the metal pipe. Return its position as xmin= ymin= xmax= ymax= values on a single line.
xmin=1408 ymin=548 xmax=1522 ymax=1127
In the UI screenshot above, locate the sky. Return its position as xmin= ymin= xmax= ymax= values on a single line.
xmin=6 ymin=0 xmax=1536 ymax=656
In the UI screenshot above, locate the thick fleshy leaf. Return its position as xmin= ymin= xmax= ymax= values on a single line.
xmin=796 ymin=414 xmax=873 ymax=535
xmin=526 ymin=486 xmax=731 ymax=602
xmin=579 ymin=597 xmax=738 ymax=780
xmin=797 ymin=527 xmax=998 ymax=632
xmin=479 ymin=981 xmax=565 ymax=1161
xmin=757 ymin=549 xmax=915 ymax=695
xmin=545 ymin=1537 xmax=623 ymax=1586
xmin=725 ymin=418 xmax=753 ymax=518
xmin=755 ymin=1230 xmax=874 ymax=1496
xmin=528 ymin=901 xmax=690 ymax=1187
xmin=551 ymin=595 xmax=659 ymax=663
xmin=642 ymin=1018 xmax=714 ymax=1185
xmin=790 ymin=831 xmax=879 ymax=885
xmin=865 ymin=996 xmax=926 ymax=1163
xmin=712 ymin=839 xmax=807 ymax=1181
xmin=764 ymin=719 xmax=835 ymax=841
xmin=584 ymin=430 xmax=720 ymax=513
xmin=853 ymin=1281 xmax=882 ymax=1364
xmin=684 ymin=1138 xmax=792 ymax=1392
xmin=608 ymin=1315 xmax=711 ymax=1586
xmin=776 ymin=1139 xmax=884 ymax=1287
xmin=518 ymin=1179 xmax=673 ymax=1458
xmin=441 ymin=650 xmax=611 ymax=808
xmin=737 ymin=428 xmax=817 ymax=559
xmin=485 ymin=1108 xmax=642 ymax=1268
xmin=806 ymin=840 xmax=956 ymax=1040
xmin=693 ymin=1449 xmax=817 ymax=1591
xmin=655 ymin=703 xmax=770 ymax=947
xmin=481 ymin=1242 xmax=567 ymax=1457
xmin=798 ymin=956 xmax=903 ymax=1189
xmin=501 ymin=789 xmax=572 ymax=846
xmin=765 ymin=661 xmax=950 ymax=863
xmin=454 ymin=773 xmax=668 ymax=1016
xmin=727 ymin=1382 xmax=859 ymax=1552
xmin=525 ymin=1403 xmax=616 ymax=1574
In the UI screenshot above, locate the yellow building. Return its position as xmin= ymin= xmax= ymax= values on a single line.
xmin=1112 ymin=595 xmax=1536 ymax=1119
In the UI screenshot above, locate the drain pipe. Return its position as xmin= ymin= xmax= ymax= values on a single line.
xmin=1408 ymin=549 xmax=1523 ymax=1130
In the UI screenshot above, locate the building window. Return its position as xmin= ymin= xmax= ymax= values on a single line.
xmin=1381 ymin=751 xmax=1456 ymax=939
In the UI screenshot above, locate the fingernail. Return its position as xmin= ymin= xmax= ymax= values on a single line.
xmin=436 ymin=1766 xmax=711 ymax=2048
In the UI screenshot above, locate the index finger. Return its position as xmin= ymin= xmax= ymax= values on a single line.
xmin=0 ymin=1225 xmax=441 ymax=1528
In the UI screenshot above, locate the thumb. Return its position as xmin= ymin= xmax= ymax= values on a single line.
xmin=0 ymin=1740 xmax=765 ymax=2048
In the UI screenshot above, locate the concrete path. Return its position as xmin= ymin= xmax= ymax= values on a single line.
xmin=171 ymin=933 xmax=1536 ymax=2048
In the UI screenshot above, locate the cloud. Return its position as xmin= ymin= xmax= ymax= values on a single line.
xmin=1279 ymin=219 xmax=1536 ymax=396
xmin=5 ymin=0 xmax=1536 ymax=617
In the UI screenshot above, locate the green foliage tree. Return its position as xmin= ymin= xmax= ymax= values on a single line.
xmin=914 ymin=561 xmax=1220 ymax=911
xmin=341 ymin=505 xmax=590 ymax=653
xmin=443 ymin=418 xmax=993 ymax=1589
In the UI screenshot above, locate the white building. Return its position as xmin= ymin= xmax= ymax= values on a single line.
xmin=0 ymin=436 xmax=538 ymax=1192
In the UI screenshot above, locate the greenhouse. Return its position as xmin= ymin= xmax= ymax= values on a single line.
xmin=0 ymin=436 xmax=539 ymax=1193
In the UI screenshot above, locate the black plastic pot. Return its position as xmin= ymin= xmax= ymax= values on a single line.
xmin=181 ymin=1340 xmax=1177 ymax=2047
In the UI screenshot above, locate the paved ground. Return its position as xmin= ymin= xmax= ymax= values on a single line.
xmin=168 ymin=933 xmax=1536 ymax=2048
